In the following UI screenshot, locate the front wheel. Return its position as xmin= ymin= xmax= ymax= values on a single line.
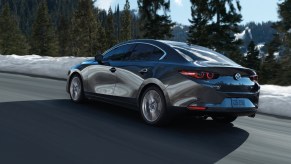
xmin=140 ymin=86 xmax=169 ymax=126
xmin=212 ymin=116 xmax=237 ymax=123
xmin=69 ymin=74 xmax=85 ymax=103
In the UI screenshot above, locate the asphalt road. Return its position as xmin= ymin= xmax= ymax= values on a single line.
xmin=0 ymin=72 xmax=291 ymax=164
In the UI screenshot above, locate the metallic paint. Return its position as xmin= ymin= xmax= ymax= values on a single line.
xmin=67 ymin=40 xmax=260 ymax=117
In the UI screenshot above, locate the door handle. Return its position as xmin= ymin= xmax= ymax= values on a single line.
xmin=139 ymin=68 xmax=148 ymax=74
xmin=110 ymin=67 xmax=116 ymax=73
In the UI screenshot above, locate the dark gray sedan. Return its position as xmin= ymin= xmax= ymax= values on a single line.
xmin=67 ymin=39 xmax=260 ymax=126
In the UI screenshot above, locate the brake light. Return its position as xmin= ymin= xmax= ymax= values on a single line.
xmin=179 ymin=71 xmax=217 ymax=80
xmin=250 ymin=75 xmax=258 ymax=82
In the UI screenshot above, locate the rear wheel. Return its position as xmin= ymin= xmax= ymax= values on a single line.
xmin=140 ymin=86 xmax=169 ymax=126
xmin=69 ymin=74 xmax=85 ymax=103
xmin=212 ymin=116 xmax=237 ymax=123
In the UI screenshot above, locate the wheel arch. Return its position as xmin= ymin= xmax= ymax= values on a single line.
xmin=137 ymin=79 xmax=171 ymax=108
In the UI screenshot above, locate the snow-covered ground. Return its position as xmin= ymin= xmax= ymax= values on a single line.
xmin=1 ymin=54 xmax=291 ymax=118
xmin=0 ymin=55 xmax=89 ymax=79
xmin=259 ymin=85 xmax=291 ymax=118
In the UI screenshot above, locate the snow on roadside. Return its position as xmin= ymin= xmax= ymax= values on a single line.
xmin=0 ymin=54 xmax=90 ymax=79
xmin=0 ymin=54 xmax=291 ymax=118
xmin=259 ymin=85 xmax=291 ymax=118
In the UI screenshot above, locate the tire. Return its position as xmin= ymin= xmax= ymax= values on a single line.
xmin=140 ymin=86 xmax=169 ymax=126
xmin=212 ymin=116 xmax=237 ymax=123
xmin=69 ymin=74 xmax=85 ymax=103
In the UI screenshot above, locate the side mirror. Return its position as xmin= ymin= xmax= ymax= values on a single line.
xmin=95 ymin=55 xmax=103 ymax=64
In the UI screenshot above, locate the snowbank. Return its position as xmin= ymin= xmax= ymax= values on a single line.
xmin=259 ymin=85 xmax=291 ymax=118
xmin=0 ymin=54 xmax=290 ymax=118
xmin=0 ymin=55 xmax=89 ymax=79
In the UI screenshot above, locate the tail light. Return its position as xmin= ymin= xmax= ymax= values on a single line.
xmin=179 ymin=70 xmax=218 ymax=80
xmin=250 ymin=75 xmax=258 ymax=82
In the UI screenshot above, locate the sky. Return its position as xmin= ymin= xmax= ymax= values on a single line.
xmin=95 ymin=0 xmax=281 ymax=25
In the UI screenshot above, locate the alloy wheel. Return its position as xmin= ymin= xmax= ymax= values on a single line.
xmin=142 ymin=90 xmax=162 ymax=122
xmin=70 ymin=76 xmax=82 ymax=101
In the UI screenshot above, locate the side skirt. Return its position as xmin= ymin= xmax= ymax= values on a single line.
xmin=84 ymin=92 xmax=139 ymax=111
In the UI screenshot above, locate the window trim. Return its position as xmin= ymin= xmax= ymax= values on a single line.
xmin=102 ymin=42 xmax=167 ymax=61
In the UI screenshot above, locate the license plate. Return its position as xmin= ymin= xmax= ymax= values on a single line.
xmin=231 ymin=98 xmax=246 ymax=108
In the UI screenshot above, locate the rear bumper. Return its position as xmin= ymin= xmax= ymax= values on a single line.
xmin=169 ymin=96 xmax=258 ymax=116
xmin=203 ymin=107 xmax=257 ymax=117
xmin=169 ymin=106 xmax=257 ymax=117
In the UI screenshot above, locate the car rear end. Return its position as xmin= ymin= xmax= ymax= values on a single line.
xmin=179 ymin=66 xmax=259 ymax=116
xmin=162 ymin=42 xmax=260 ymax=118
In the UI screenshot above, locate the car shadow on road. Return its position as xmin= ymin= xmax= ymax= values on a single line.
xmin=0 ymin=99 xmax=249 ymax=164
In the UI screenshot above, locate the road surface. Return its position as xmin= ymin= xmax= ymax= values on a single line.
xmin=0 ymin=72 xmax=290 ymax=164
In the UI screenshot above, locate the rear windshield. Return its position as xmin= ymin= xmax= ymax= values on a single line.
xmin=174 ymin=46 xmax=237 ymax=65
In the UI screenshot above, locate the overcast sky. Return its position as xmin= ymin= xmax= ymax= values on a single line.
xmin=95 ymin=0 xmax=280 ymax=25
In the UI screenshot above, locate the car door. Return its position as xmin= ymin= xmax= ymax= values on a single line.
xmin=86 ymin=45 xmax=133 ymax=95
xmin=113 ymin=43 xmax=166 ymax=98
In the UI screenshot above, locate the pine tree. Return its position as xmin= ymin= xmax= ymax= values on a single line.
xmin=0 ymin=3 xmax=28 ymax=55
xmin=93 ymin=8 xmax=108 ymax=53
xmin=98 ymin=26 xmax=107 ymax=53
xmin=94 ymin=8 xmax=107 ymax=53
xmin=120 ymin=0 xmax=132 ymax=42
xmin=105 ymin=7 xmax=117 ymax=49
xmin=277 ymin=0 xmax=291 ymax=83
xmin=114 ymin=5 xmax=121 ymax=42
xmin=137 ymin=0 xmax=175 ymax=39
xmin=245 ymin=41 xmax=260 ymax=71
xmin=30 ymin=1 xmax=58 ymax=56
xmin=188 ymin=0 xmax=243 ymax=64
xmin=57 ymin=15 xmax=71 ymax=56
xmin=188 ymin=0 xmax=211 ymax=47
xmin=71 ymin=0 xmax=100 ymax=57
xmin=131 ymin=12 xmax=141 ymax=39
xmin=260 ymin=34 xmax=281 ymax=84
xmin=277 ymin=0 xmax=291 ymax=53
xmin=265 ymin=0 xmax=291 ymax=85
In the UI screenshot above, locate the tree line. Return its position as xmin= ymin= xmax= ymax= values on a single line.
xmin=242 ymin=0 xmax=291 ymax=85
xmin=0 ymin=0 xmax=176 ymax=57
xmin=0 ymin=0 xmax=290 ymax=85
xmin=0 ymin=0 xmax=138 ymax=56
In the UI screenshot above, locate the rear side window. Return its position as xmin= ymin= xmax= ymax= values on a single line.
xmin=174 ymin=47 xmax=205 ymax=61
xmin=103 ymin=44 xmax=135 ymax=61
xmin=127 ymin=43 xmax=164 ymax=61
xmin=174 ymin=46 xmax=237 ymax=65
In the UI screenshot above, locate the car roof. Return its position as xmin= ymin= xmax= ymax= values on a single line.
xmin=122 ymin=39 xmax=215 ymax=53
xmin=106 ymin=39 xmax=241 ymax=66
xmin=157 ymin=40 xmax=220 ymax=53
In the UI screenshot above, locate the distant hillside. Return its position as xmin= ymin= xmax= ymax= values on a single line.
xmin=240 ymin=22 xmax=276 ymax=45
xmin=235 ymin=22 xmax=277 ymax=59
xmin=171 ymin=24 xmax=188 ymax=42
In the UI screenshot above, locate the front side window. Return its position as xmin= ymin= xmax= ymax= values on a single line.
xmin=103 ymin=44 xmax=135 ymax=61
xmin=127 ymin=43 xmax=164 ymax=61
